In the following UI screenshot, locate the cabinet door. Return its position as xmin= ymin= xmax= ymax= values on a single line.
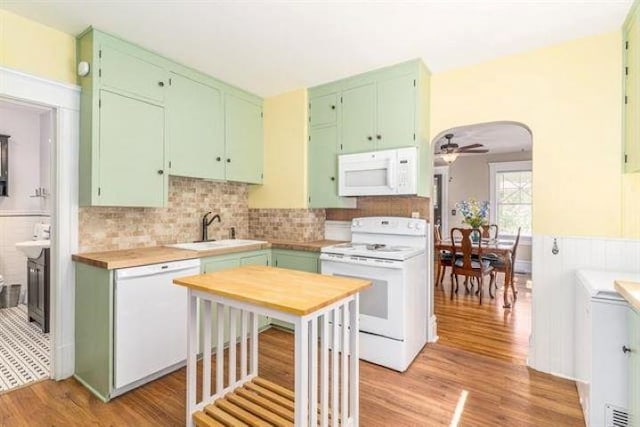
xmin=341 ymin=83 xmax=376 ymax=153
xmin=100 ymin=44 xmax=166 ymax=102
xmin=167 ymin=73 xmax=224 ymax=180
xmin=625 ymin=17 xmax=640 ymax=173
xmin=225 ymin=94 xmax=263 ymax=184
xmin=376 ymin=74 xmax=416 ymax=150
xmin=27 ymin=261 xmax=38 ymax=316
xmin=202 ymin=258 xmax=240 ymax=273
xmin=630 ymin=308 xmax=640 ymax=425
xmin=308 ymin=126 xmax=340 ymax=208
xmin=310 ymin=93 xmax=338 ymax=127
xmin=98 ymin=90 xmax=165 ymax=207
xmin=240 ymin=254 xmax=269 ymax=266
xmin=274 ymin=253 xmax=318 ymax=273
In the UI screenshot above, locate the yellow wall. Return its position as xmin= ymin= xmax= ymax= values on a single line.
xmin=0 ymin=8 xmax=76 ymax=84
xmin=431 ymin=31 xmax=623 ymax=238
xmin=248 ymin=89 xmax=308 ymax=208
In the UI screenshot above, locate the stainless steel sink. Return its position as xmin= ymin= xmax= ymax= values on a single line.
xmin=166 ymin=239 xmax=266 ymax=251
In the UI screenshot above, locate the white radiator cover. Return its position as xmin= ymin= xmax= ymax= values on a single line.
xmin=529 ymin=235 xmax=640 ymax=379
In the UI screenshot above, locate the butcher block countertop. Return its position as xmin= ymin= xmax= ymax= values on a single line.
xmin=615 ymin=280 xmax=640 ymax=311
xmin=72 ymin=242 xmax=270 ymax=270
xmin=269 ymin=239 xmax=345 ymax=252
xmin=72 ymin=239 xmax=342 ymax=269
xmin=173 ymin=265 xmax=371 ymax=315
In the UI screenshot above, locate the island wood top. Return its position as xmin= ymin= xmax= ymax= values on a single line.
xmin=615 ymin=280 xmax=640 ymax=311
xmin=173 ymin=265 xmax=371 ymax=316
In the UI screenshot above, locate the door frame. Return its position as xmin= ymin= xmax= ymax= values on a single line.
xmin=0 ymin=66 xmax=80 ymax=380
xmin=433 ymin=165 xmax=449 ymax=235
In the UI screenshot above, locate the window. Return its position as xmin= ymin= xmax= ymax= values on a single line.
xmin=489 ymin=161 xmax=532 ymax=238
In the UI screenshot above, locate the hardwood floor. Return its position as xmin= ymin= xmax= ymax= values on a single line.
xmin=0 ymin=274 xmax=584 ymax=426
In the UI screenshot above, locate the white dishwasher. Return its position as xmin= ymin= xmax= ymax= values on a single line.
xmin=114 ymin=259 xmax=200 ymax=393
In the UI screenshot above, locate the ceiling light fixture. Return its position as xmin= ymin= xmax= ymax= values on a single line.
xmin=441 ymin=152 xmax=459 ymax=165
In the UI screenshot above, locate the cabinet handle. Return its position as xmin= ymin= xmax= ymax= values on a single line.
xmin=158 ymin=81 xmax=165 ymax=87
xmin=331 ymin=105 xmax=336 ymax=110
xmin=623 ymin=345 xmax=632 ymax=354
xmin=367 ymin=136 xmax=373 ymax=141
xmin=330 ymin=177 xmax=335 ymax=181
xmin=157 ymin=169 xmax=164 ymax=175
xmin=216 ymin=157 xmax=221 ymax=161
xmin=227 ymin=158 xmax=231 ymax=163
xmin=376 ymin=134 xmax=382 ymax=140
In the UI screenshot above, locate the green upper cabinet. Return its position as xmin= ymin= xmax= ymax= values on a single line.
xmin=309 ymin=93 xmax=338 ymax=127
xmin=166 ymin=72 xmax=224 ymax=180
xmin=100 ymin=44 xmax=166 ymax=103
xmin=341 ymin=83 xmax=376 ymax=153
xmin=307 ymin=59 xmax=431 ymax=205
xmin=224 ymin=94 xmax=263 ymax=184
xmin=308 ymin=125 xmax=340 ymax=208
xmin=98 ymin=90 xmax=165 ymax=207
xmin=77 ymin=28 xmax=264 ymax=207
xmin=376 ymin=74 xmax=416 ymax=150
xmin=624 ymin=6 xmax=640 ymax=173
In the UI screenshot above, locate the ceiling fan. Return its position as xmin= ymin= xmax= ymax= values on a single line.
xmin=437 ymin=133 xmax=489 ymax=164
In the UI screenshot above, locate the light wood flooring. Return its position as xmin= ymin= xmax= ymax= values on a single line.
xmin=0 ymin=274 xmax=584 ymax=426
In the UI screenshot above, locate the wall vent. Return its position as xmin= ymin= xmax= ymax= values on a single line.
xmin=605 ymin=404 xmax=629 ymax=427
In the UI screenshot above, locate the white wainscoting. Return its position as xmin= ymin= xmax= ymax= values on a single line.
xmin=529 ymin=234 xmax=640 ymax=379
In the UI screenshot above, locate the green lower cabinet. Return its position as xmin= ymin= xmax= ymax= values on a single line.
xmin=200 ymin=250 xmax=271 ymax=350
xmin=273 ymin=249 xmax=319 ymax=273
xmin=74 ymin=263 xmax=113 ymax=401
xmin=271 ymin=249 xmax=320 ymax=330
xmin=629 ymin=307 xmax=640 ymax=426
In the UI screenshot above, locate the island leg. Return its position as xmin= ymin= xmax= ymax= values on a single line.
xmin=295 ymin=317 xmax=310 ymax=425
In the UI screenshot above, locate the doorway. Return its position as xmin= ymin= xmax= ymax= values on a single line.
xmin=430 ymin=121 xmax=533 ymax=364
xmin=0 ymin=66 xmax=80 ymax=382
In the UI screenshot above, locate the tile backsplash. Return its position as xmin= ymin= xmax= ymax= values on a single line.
xmin=79 ymin=177 xmax=250 ymax=252
xmin=248 ymin=208 xmax=325 ymax=241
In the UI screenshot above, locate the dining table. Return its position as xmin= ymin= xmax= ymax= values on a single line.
xmin=435 ymin=238 xmax=517 ymax=308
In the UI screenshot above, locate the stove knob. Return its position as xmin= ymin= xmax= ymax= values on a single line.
xmin=415 ymin=222 xmax=423 ymax=229
xmin=408 ymin=222 xmax=415 ymax=229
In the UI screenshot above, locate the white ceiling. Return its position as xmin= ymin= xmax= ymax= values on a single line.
xmin=2 ymin=0 xmax=632 ymax=97
xmin=433 ymin=121 xmax=532 ymax=157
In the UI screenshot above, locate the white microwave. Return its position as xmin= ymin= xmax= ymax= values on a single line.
xmin=338 ymin=147 xmax=418 ymax=196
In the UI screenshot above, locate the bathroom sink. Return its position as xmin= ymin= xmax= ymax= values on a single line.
xmin=16 ymin=240 xmax=50 ymax=259
xmin=167 ymin=239 xmax=267 ymax=252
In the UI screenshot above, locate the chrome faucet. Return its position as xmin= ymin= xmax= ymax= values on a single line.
xmin=201 ymin=212 xmax=221 ymax=242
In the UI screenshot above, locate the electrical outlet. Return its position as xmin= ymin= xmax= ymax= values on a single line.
xmin=451 ymin=209 xmax=456 ymax=216
xmin=411 ymin=212 xmax=420 ymax=218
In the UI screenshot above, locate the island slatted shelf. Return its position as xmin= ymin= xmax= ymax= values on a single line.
xmin=173 ymin=265 xmax=371 ymax=427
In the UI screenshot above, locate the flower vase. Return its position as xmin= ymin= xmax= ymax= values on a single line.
xmin=471 ymin=230 xmax=480 ymax=243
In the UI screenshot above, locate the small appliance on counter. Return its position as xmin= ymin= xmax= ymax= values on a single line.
xmin=320 ymin=216 xmax=430 ymax=371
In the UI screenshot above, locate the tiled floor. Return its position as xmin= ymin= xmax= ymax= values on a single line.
xmin=0 ymin=304 xmax=49 ymax=393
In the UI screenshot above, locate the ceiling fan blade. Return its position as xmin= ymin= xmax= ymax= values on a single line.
xmin=458 ymin=149 xmax=489 ymax=154
xmin=457 ymin=143 xmax=483 ymax=150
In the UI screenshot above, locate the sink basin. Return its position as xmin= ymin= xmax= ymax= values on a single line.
xmin=16 ymin=240 xmax=50 ymax=259
xmin=167 ymin=239 xmax=267 ymax=252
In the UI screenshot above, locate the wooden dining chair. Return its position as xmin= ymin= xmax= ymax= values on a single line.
xmin=450 ymin=228 xmax=494 ymax=304
xmin=434 ymin=224 xmax=453 ymax=287
xmin=480 ymin=224 xmax=499 ymax=240
xmin=488 ymin=227 xmax=521 ymax=301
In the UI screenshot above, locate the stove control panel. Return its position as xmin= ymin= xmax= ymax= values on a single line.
xmin=351 ymin=216 xmax=427 ymax=236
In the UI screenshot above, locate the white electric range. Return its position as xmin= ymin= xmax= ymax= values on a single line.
xmin=320 ymin=216 xmax=429 ymax=372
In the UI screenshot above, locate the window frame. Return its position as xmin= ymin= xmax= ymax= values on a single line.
xmin=488 ymin=160 xmax=532 ymax=243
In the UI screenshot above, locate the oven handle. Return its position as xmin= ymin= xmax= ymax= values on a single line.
xmin=319 ymin=254 xmax=405 ymax=269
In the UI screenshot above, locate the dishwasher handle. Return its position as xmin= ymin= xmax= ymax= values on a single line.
xmin=116 ymin=259 xmax=201 ymax=280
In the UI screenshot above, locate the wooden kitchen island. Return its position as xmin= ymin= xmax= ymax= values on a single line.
xmin=173 ymin=265 xmax=371 ymax=427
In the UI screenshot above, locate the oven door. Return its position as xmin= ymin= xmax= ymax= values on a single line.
xmin=338 ymin=150 xmax=397 ymax=196
xmin=320 ymin=254 xmax=405 ymax=341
